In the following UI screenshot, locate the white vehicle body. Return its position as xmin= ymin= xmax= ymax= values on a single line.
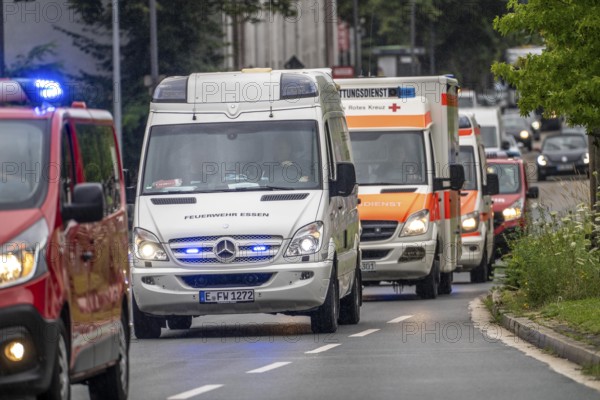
xmin=131 ymin=69 xmax=361 ymax=337
xmin=461 ymin=106 xmax=504 ymax=153
xmin=335 ymin=76 xmax=462 ymax=298
xmin=457 ymin=113 xmax=495 ymax=282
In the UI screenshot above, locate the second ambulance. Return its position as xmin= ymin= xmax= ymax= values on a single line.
xmin=336 ymin=77 xmax=465 ymax=298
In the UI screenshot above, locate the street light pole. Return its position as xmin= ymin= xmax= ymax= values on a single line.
xmin=353 ymin=0 xmax=361 ymax=75
xmin=0 ymin=1 xmax=5 ymax=76
xmin=149 ymin=0 xmax=159 ymax=87
xmin=112 ymin=0 xmax=122 ymax=153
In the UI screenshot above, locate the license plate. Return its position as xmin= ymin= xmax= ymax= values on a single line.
xmin=556 ymin=164 xmax=573 ymax=171
xmin=200 ymin=289 xmax=255 ymax=303
xmin=361 ymin=261 xmax=376 ymax=271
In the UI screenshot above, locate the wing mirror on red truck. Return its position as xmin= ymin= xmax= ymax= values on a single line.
xmin=527 ymin=186 xmax=539 ymax=199
xmin=62 ymin=183 xmax=104 ymax=223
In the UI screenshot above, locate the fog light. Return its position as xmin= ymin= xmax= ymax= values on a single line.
xmin=5 ymin=341 xmax=25 ymax=362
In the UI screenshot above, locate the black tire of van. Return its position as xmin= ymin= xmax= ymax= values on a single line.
xmin=37 ymin=320 xmax=70 ymax=400
xmin=311 ymin=267 xmax=340 ymax=334
xmin=88 ymin=309 xmax=129 ymax=400
xmin=167 ymin=316 xmax=193 ymax=330
xmin=470 ymin=249 xmax=488 ymax=283
xmin=133 ymin=295 xmax=162 ymax=339
xmin=339 ymin=266 xmax=361 ymax=325
xmin=439 ymin=272 xmax=453 ymax=295
xmin=416 ymin=258 xmax=440 ymax=299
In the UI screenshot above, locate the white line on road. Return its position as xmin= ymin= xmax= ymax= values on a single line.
xmin=247 ymin=361 xmax=292 ymax=374
xmin=349 ymin=329 xmax=380 ymax=337
xmin=305 ymin=343 xmax=341 ymax=354
xmin=387 ymin=315 xmax=413 ymax=324
xmin=167 ymin=384 xmax=224 ymax=400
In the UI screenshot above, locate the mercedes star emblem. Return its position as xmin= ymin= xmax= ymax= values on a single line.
xmin=561 ymin=156 xmax=568 ymax=163
xmin=214 ymin=238 xmax=236 ymax=263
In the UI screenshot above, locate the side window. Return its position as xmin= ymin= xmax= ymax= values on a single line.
xmin=338 ymin=118 xmax=353 ymax=163
xmin=60 ymin=124 xmax=75 ymax=206
xmin=74 ymin=123 xmax=121 ymax=215
xmin=328 ymin=117 xmax=352 ymax=163
xmin=325 ymin=122 xmax=336 ymax=180
xmin=478 ymin=144 xmax=487 ymax=186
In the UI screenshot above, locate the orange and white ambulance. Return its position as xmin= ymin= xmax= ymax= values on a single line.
xmin=336 ymin=77 xmax=465 ymax=298
xmin=456 ymin=112 xmax=498 ymax=282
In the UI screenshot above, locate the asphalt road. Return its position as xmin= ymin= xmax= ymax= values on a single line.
xmin=67 ymin=273 xmax=598 ymax=400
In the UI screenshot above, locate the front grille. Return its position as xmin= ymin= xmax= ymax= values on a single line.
xmin=362 ymin=249 xmax=391 ymax=260
xmin=169 ymin=235 xmax=283 ymax=265
xmin=179 ymin=273 xmax=273 ymax=288
xmin=360 ymin=221 xmax=398 ymax=242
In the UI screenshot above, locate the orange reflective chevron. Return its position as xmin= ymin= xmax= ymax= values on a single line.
xmin=358 ymin=192 xmax=437 ymax=223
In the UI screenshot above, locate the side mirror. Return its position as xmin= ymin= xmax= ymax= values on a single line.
xmin=501 ymin=140 xmax=511 ymax=151
xmin=484 ymin=173 xmax=500 ymax=196
xmin=62 ymin=183 xmax=104 ymax=223
xmin=527 ymin=186 xmax=539 ymax=199
xmin=330 ymin=162 xmax=356 ymax=197
xmin=449 ymin=164 xmax=465 ymax=191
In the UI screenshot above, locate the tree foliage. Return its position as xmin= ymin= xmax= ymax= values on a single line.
xmin=492 ymin=0 xmax=600 ymax=131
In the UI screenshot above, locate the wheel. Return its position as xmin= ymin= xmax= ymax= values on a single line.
xmin=339 ymin=267 xmax=361 ymax=325
xmin=38 ymin=320 xmax=70 ymax=400
xmin=133 ymin=295 xmax=163 ymax=339
xmin=537 ymin=172 xmax=546 ymax=182
xmin=415 ymin=258 xmax=439 ymax=299
xmin=470 ymin=249 xmax=488 ymax=283
xmin=88 ymin=309 xmax=129 ymax=400
xmin=439 ymin=272 xmax=453 ymax=295
xmin=311 ymin=267 xmax=340 ymax=334
xmin=167 ymin=316 xmax=193 ymax=330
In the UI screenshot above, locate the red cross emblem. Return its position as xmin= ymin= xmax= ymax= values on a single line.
xmin=389 ymin=103 xmax=400 ymax=112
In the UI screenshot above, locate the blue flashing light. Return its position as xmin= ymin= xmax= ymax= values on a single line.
xmin=185 ymin=248 xmax=200 ymax=254
xmin=397 ymin=87 xmax=416 ymax=99
xmin=34 ymin=105 xmax=56 ymax=116
xmin=34 ymin=79 xmax=63 ymax=101
xmin=251 ymin=245 xmax=268 ymax=252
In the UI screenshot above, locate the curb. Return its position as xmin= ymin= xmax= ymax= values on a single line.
xmin=489 ymin=294 xmax=600 ymax=368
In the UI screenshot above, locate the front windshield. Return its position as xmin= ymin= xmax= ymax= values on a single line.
xmin=459 ymin=146 xmax=477 ymax=190
xmin=142 ymin=120 xmax=320 ymax=194
xmin=479 ymin=126 xmax=499 ymax=148
xmin=503 ymin=117 xmax=527 ymax=131
xmin=0 ymin=120 xmax=47 ymax=210
xmin=542 ymin=135 xmax=587 ymax=151
xmin=350 ymin=131 xmax=427 ymax=185
xmin=487 ymin=163 xmax=521 ymax=195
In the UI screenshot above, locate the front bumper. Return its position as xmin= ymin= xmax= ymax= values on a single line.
xmin=456 ymin=234 xmax=485 ymax=271
xmin=538 ymin=163 xmax=588 ymax=177
xmin=131 ymin=259 xmax=334 ymax=316
xmin=0 ymin=305 xmax=58 ymax=396
xmin=359 ymin=238 xmax=436 ymax=282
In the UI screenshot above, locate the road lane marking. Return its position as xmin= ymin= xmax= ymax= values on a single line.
xmin=387 ymin=315 xmax=413 ymax=324
xmin=247 ymin=361 xmax=291 ymax=374
xmin=167 ymin=384 xmax=224 ymax=399
xmin=305 ymin=343 xmax=341 ymax=354
xmin=349 ymin=329 xmax=380 ymax=337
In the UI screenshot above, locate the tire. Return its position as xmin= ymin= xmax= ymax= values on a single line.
xmin=133 ymin=295 xmax=162 ymax=339
xmin=88 ymin=310 xmax=129 ymax=400
xmin=470 ymin=249 xmax=488 ymax=283
xmin=415 ymin=258 xmax=439 ymax=299
xmin=37 ymin=320 xmax=70 ymax=400
xmin=439 ymin=272 xmax=453 ymax=295
xmin=339 ymin=267 xmax=361 ymax=325
xmin=537 ymin=172 xmax=546 ymax=182
xmin=167 ymin=316 xmax=193 ymax=330
xmin=311 ymin=267 xmax=340 ymax=334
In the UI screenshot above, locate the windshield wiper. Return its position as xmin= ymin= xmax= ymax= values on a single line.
xmin=359 ymin=182 xmax=404 ymax=186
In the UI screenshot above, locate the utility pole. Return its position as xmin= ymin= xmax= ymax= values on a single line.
xmin=353 ymin=0 xmax=361 ymax=75
xmin=113 ymin=0 xmax=122 ymax=152
xmin=149 ymin=0 xmax=159 ymax=88
xmin=0 ymin=1 xmax=4 ymax=76
xmin=410 ymin=0 xmax=416 ymax=76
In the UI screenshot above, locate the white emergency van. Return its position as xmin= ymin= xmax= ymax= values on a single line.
xmin=131 ymin=69 xmax=361 ymax=337
xmin=456 ymin=113 xmax=499 ymax=282
xmin=460 ymin=106 xmax=505 ymax=153
xmin=336 ymin=77 xmax=465 ymax=298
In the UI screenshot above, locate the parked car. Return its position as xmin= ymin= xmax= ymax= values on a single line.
xmin=0 ymin=79 xmax=130 ymax=399
xmin=536 ymin=133 xmax=589 ymax=181
xmin=560 ymin=124 xmax=587 ymax=138
xmin=502 ymin=113 xmax=533 ymax=150
xmin=487 ymin=157 xmax=538 ymax=260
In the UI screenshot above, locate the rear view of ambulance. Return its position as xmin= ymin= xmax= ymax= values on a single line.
xmin=336 ymin=77 xmax=465 ymax=298
xmin=456 ymin=113 xmax=499 ymax=282
xmin=131 ymin=69 xmax=361 ymax=337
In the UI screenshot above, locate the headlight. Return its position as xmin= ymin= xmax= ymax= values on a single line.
xmin=400 ymin=210 xmax=430 ymax=237
xmin=461 ymin=212 xmax=480 ymax=233
xmin=583 ymin=152 xmax=589 ymax=164
xmin=286 ymin=222 xmax=323 ymax=257
xmin=537 ymin=155 xmax=547 ymax=166
xmin=519 ymin=130 xmax=530 ymax=139
xmin=532 ymin=121 xmax=541 ymax=130
xmin=1 ymin=219 xmax=48 ymax=289
xmin=502 ymin=199 xmax=523 ymax=221
xmin=134 ymin=228 xmax=168 ymax=261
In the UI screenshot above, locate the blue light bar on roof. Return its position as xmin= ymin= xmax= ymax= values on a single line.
xmin=397 ymin=87 xmax=416 ymax=99
xmin=280 ymin=74 xmax=318 ymax=100
xmin=153 ymin=76 xmax=188 ymax=103
xmin=1 ymin=78 xmax=65 ymax=106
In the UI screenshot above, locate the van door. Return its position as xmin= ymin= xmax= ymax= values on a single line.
xmin=73 ymin=122 xmax=127 ymax=367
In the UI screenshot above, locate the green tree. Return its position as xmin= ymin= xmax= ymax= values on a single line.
xmin=492 ymin=0 xmax=600 ymax=209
